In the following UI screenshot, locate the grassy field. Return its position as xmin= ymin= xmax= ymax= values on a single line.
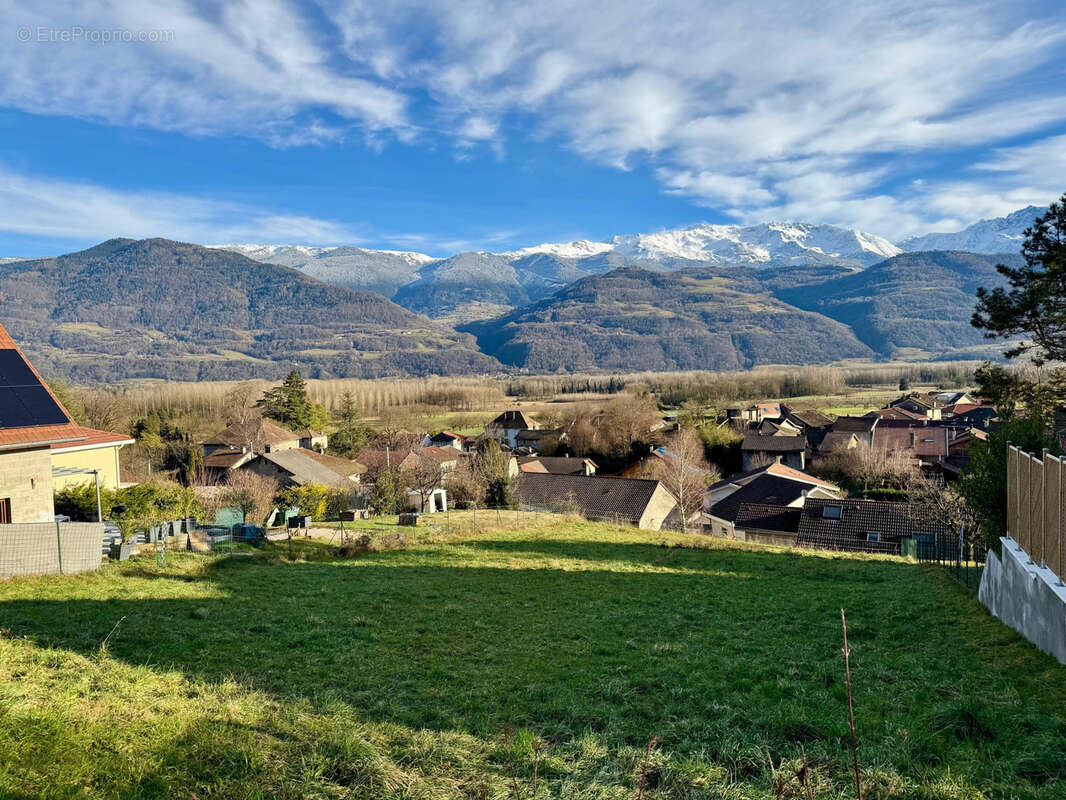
xmin=1 ymin=523 xmax=1064 ymax=799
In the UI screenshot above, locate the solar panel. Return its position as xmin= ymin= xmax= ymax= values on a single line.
xmin=0 ymin=350 xmax=69 ymax=428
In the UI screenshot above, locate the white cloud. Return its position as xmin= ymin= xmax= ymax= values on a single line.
xmin=0 ymin=167 xmax=363 ymax=245
xmin=319 ymin=0 xmax=1066 ymax=236
xmin=2 ymin=0 xmax=1066 ymax=238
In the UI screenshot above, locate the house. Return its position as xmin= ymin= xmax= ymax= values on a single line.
xmin=513 ymin=427 xmax=560 ymax=453
xmin=732 ymin=503 xmax=804 ymax=547
xmin=871 ymin=424 xmax=950 ymax=471
xmin=243 ymin=448 xmax=364 ymax=488
xmin=515 ymin=473 xmax=679 ymax=530
xmin=203 ymin=417 xmax=327 ymax=458
xmin=934 ymin=391 xmax=975 ymax=407
xmin=351 ymin=449 xmax=422 ymax=474
xmin=822 ymin=416 xmax=878 ymax=448
xmin=517 ymin=456 xmax=598 ymax=476
xmin=485 ymin=410 xmax=539 ymax=449
xmin=780 ymin=404 xmax=833 ymax=432
xmin=741 ymin=432 xmax=806 ymax=471
xmin=725 ymin=402 xmax=783 ymax=424
xmin=426 ymin=430 xmax=468 ymax=450
xmin=869 ymin=406 xmax=926 ymax=422
xmin=417 ymin=445 xmax=464 ymax=473
xmin=888 ymin=394 xmax=941 ymax=420
xmin=0 ymin=322 xmax=93 ymax=522
xmin=51 ymin=427 xmax=136 ymax=491
xmin=946 ymin=406 xmax=998 ymax=430
xmin=706 ymin=468 xmax=840 ymax=538
xmin=796 ymin=497 xmax=949 ymax=554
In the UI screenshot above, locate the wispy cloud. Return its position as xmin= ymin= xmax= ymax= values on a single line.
xmin=2 ymin=0 xmax=1065 ymax=238
xmin=0 ymin=167 xmax=364 ymax=245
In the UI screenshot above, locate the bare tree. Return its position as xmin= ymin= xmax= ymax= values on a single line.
xmin=444 ymin=457 xmax=486 ymax=508
xmin=410 ymin=454 xmax=444 ymax=511
xmin=648 ymin=428 xmax=718 ymax=534
xmin=224 ymin=381 xmax=263 ymax=426
xmin=222 ymin=470 xmax=279 ymax=524
xmin=812 ymin=445 xmax=918 ymax=492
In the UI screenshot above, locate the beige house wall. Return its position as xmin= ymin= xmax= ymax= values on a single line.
xmin=52 ymin=445 xmax=123 ymax=491
xmin=638 ymin=484 xmax=680 ymax=530
xmin=0 ymin=447 xmax=55 ymax=523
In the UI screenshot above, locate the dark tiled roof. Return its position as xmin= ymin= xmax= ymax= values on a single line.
xmin=517 ymin=456 xmax=596 ymax=475
xmin=488 ymin=410 xmax=538 ymax=430
xmin=710 ymin=474 xmax=821 ymax=523
xmin=204 ymin=417 xmax=322 ymax=448
xmin=515 ymin=473 xmax=665 ymax=523
xmin=784 ymin=408 xmax=833 ymax=429
xmin=255 ymin=449 xmax=356 ymax=486
xmin=796 ymin=497 xmax=950 ymax=554
xmin=830 ymin=416 xmax=878 ymax=433
xmin=735 ymin=503 xmax=802 ymax=534
xmin=741 ymin=433 xmax=805 ymax=453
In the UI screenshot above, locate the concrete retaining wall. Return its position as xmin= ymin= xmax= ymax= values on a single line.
xmin=979 ymin=537 xmax=1066 ymax=664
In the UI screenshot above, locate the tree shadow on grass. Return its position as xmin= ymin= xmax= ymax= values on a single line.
xmin=3 ymin=545 xmax=1064 ymax=798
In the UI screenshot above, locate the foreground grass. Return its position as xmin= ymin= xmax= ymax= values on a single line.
xmin=1 ymin=523 xmax=1064 ymax=799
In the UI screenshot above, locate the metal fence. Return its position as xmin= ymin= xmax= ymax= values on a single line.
xmin=1007 ymin=445 xmax=1066 ymax=582
xmin=912 ymin=531 xmax=988 ymax=591
xmin=0 ymin=521 xmax=105 ymax=578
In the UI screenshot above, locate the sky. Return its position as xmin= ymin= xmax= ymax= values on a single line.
xmin=1 ymin=0 xmax=1065 ymax=258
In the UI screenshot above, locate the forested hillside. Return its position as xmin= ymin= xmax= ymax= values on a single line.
xmin=0 ymin=238 xmax=499 ymax=382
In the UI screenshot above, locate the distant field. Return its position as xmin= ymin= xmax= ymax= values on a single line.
xmin=1 ymin=523 xmax=1062 ymax=799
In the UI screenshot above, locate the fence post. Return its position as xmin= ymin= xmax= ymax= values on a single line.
xmin=1007 ymin=443 xmax=1017 ymax=540
xmin=1043 ymin=452 xmax=1059 ymax=571
xmin=1018 ymin=453 xmax=1031 ymax=555
xmin=1030 ymin=454 xmax=1044 ymax=565
xmin=55 ymin=519 xmax=63 ymax=575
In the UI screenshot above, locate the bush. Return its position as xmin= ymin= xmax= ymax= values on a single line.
xmin=54 ymin=480 xmax=199 ymax=522
xmin=278 ymin=484 xmax=363 ymax=522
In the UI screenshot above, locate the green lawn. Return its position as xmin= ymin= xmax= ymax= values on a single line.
xmin=1 ymin=523 xmax=1064 ymax=799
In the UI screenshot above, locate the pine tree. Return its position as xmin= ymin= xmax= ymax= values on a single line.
xmin=973 ymin=195 xmax=1066 ymax=364
xmin=258 ymin=369 xmax=324 ymax=431
xmin=329 ymin=391 xmax=369 ymax=459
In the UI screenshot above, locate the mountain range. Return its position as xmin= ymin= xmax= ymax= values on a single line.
xmin=214 ymin=207 xmax=1040 ymax=322
xmin=0 ymin=239 xmax=496 ymax=382
xmin=0 ymin=207 xmax=1038 ymax=381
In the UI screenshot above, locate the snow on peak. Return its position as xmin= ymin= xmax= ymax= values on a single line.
xmin=501 ymin=240 xmax=614 ymax=259
xmin=899 ymin=206 xmax=1044 ymax=254
xmin=609 ymin=221 xmax=900 ymax=266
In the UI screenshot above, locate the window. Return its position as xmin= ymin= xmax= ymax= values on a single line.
xmin=0 ymin=498 xmax=10 ymax=524
xmin=866 ymin=532 xmax=880 ymax=542
xmin=822 ymin=504 xmax=843 ymax=519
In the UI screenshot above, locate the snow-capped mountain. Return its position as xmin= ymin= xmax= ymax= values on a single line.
xmin=212 ymin=244 xmax=439 ymax=297
xmin=608 ymin=222 xmax=900 ymax=266
xmin=207 ymin=206 xmax=1040 ymax=322
xmin=899 ymin=206 xmax=1044 ymax=254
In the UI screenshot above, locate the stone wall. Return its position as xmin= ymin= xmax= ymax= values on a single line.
xmin=979 ymin=537 xmax=1066 ymax=665
xmin=0 ymin=447 xmax=55 ymax=523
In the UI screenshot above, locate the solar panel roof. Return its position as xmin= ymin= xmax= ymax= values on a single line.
xmin=0 ymin=350 xmax=69 ymax=428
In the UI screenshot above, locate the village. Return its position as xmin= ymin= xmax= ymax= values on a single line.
xmin=0 ymin=318 xmax=998 ymax=563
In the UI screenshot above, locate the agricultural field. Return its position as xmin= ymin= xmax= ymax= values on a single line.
xmin=2 ymin=523 xmax=1063 ymax=799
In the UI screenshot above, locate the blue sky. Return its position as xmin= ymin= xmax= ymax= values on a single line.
xmin=1 ymin=0 xmax=1065 ymax=258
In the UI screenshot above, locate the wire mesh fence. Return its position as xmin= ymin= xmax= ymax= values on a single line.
xmin=912 ymin=531 xmax=989 ymax=591
xmin=0 ymin=522 xmax=105 ymax=578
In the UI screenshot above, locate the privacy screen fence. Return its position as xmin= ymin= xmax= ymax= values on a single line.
xmin=1007 ymin=445 xmax=1066 ymax=583
xmin=0 ymin=521 xmax=105 ymax=578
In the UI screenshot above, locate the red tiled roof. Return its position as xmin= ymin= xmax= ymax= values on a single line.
xmin=0 ymin=320 xmax=86 ymax=450
xmin=50 ymin=426 xmax=135 ymax=452
xmin=872 ymin=426 xmax=949 ymax=457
